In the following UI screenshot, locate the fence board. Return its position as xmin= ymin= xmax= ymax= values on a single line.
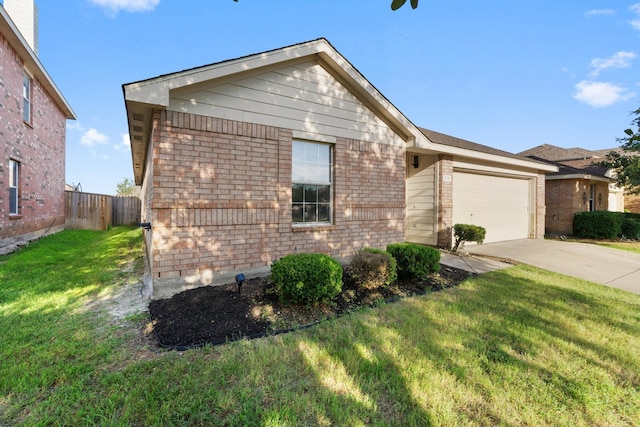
xmin=113 ymin=196 xmax=141 ymax=226
xmin=65 ymin=192 xmax=140 ymax=230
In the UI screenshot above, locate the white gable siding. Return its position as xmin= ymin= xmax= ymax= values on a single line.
xmin=168 ymin=60 xmax=404 ymax=145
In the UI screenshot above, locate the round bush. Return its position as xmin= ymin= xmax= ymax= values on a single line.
xmin=386 ymin=242 xmax=441 ymax=279
xmin=347 ymin=247 xmax=398 ymax=290
xmin=270 ymin=253 xmax=343 ymax=305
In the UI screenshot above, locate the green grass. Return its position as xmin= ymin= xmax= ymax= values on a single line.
xmin=592 ymin=240 xmax=640 ymax=254
xmin=1 ymin=228 xmax=639 ymax=425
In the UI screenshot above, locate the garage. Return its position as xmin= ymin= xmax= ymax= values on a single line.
xmin=453 ymin=171 xmax=532 ymax=243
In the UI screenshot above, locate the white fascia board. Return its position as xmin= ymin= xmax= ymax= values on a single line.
xmin=546 ymin=174 xmax=612 ymax=183
xmin=315 ymin=47 xmax=418 ymax=143
xmin=413 ymin=141 xmax=559 ymax=172
xmin=0 ymin=7 xmax=76 ymax=119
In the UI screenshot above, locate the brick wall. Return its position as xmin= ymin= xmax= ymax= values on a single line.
xmin=545 ymin=179 xmax=609 ymax=236
xmin=0 ymin=32 xmax=66 ymax=241
xmin=625 ymin=194 xmax=640 ymax=213
xmin=147 ymin=111 xmax=405 ymax=297
xmin=437 ymin=154 xmax=453 ymax=248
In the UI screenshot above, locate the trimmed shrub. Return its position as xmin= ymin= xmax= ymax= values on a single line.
xmin=347 ymin=247 xmax=398 ymax=290
xmin=452 ymin=223 xmax=486 ymax=252
xmin=270 ymin=253 xmax=343 ymax=305
xmin=622 ymin=217 xmax=640 ymax=240
xmin=386 ymin=242 xmax=441 ymax=280
xmin=573 ymin=211 xmax=623 ymax=239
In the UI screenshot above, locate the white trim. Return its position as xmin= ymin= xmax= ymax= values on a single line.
xmin=546 ymin=174 xmax=612 ymax=183
xmin=292 ymin=130 xmax=336 ymax=143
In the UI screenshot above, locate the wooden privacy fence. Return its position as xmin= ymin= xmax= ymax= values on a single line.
xmin=65 ymin=192 xmax=141 ymax=230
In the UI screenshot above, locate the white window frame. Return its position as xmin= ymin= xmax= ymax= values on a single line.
xmin=9 ymin=159 xmax=19 ymax=215
xmin=291 ymin=140 xmax=333 ymax=225
xmin=23 ymin=73 xmax=32 ymax=123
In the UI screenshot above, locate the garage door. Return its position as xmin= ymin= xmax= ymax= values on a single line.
xmin=453 ymin=172 xmax=531 ymax=243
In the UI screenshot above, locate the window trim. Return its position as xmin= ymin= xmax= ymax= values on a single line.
xmin=23 ymin=72 xmax=32 ymax=124
xmin=9 ymin=159 xmax=20 ymax=216
xmin=291 ymin=140 xmax=333 ymax=226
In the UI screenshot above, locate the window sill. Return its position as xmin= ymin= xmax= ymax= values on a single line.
xmin=9 ymin=215 xmax=22 ymax=220
xmin=292 ymin=223 xmax=335 ymax=232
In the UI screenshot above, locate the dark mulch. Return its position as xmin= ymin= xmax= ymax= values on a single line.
xmin=148 ymin=265 xmax=472 ymax=350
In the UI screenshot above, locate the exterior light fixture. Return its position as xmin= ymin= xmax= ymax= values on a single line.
xmin=411 ymin=155 xmax=419 ymax=169
xmin=235 ymin=273 xmax=246 ymax=295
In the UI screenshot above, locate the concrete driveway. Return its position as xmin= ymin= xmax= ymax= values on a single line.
xmin=464 ymin=239 xmax=640 ymax=295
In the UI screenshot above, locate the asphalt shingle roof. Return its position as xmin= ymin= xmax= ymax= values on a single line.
xmin=518 ymin=144 xmax=619 ymax=178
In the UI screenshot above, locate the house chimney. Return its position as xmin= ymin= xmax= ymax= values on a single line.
xmin=3 ymin=0 xmax=39 ymax=54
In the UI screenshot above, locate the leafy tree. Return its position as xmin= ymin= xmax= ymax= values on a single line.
xmin=391 ymin=0 xmax=419 ymax=10
xmin=232 ymin=0 xmax=419 ymax=10
xmin=116 ymin=177 xmax=138 ymax=196
xmin=602 ymin=107 xmax=640 ymax=195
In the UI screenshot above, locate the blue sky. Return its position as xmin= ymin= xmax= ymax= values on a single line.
xmin=28 ymin=0 xmax=640 ymax=194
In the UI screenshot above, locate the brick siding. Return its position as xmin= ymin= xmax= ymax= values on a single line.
xmin=0 ymin=32 xmax=66 ymax=241
xmin=625 ymin=194 xmax=640 ymax=213
xmin=145 ymin=111 xmax=405 ymax=295
xmin=437 ymin=154 xmax=454 ymax=248
xmin=545 ymin=179 xmax=609 ymax=236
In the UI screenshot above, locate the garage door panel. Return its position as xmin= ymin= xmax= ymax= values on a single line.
xmin=453 ymin=172 xmax=530 ymax=243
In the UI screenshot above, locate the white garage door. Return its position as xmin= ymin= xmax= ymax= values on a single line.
xmin=453 ymin=172 xmax=531 ymax=243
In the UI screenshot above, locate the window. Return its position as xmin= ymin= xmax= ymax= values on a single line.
xmin=9 ymin=160 xmax=19 ymax=215
xmin=23 ymin=73 xmax=31 ymax=123
xmin=292 ymin=140 xmax=332 ymax=224
xmin=589 ymin=184 xmax=595 ymax=212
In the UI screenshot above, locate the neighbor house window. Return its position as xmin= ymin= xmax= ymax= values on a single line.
xmin=292 ymin=140 xmax=332 ymax=224
xmin=589 ymin=184 xmax=595 ymax=212
xmin=23 ymin=73 xmax=32 ymax=123
xmin=9 ymin=160 xmax=19 ymax=215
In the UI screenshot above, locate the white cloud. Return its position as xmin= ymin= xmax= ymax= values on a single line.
xmin=589 ymin=51 xmax=636 ymax=77
xmin=89 ymin=0 xmax=160 ymax=13
xmin=113 ymin=134 xmax=131 ymax=151
xmin=67 ymin=121 xmax=86 ymax=132
xmin=584 ymin=9 xmax=615 ymax=17
xmin=573 ymin=80 xmax=635 ymax=107
xmin=80 ymin=128 xmax=109 ymax=146
xmin=630 ymin=3 xmax=640 ymax=31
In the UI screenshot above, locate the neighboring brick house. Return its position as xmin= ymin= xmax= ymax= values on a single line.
xmin=519 ymin=144 xmax=630 ymax=236
xmin=124 ymin=39 xmax=555 ymax=299
xmin=0 ymin=1 xmax=75 ymax=244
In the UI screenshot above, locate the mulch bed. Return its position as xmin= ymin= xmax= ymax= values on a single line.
xmin=148 ymin=265 xmax=472 ymax=350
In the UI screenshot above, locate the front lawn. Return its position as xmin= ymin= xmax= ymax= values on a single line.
xmin=1 ymin=228 xmax=639 ymax=425
xmin=591 ymin=240 xmax=640 ymax=255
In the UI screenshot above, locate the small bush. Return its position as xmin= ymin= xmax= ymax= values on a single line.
xmin=347 ymin=247 xmax=398 ymax=290
xmin=621 ymin=217 xmax=640 ymax=240
xmin=452 ymin=224 xmax=486 ymax=252
xmin=270 ymin=253 xmax=343 ymax=305
xmin=573 ymin=211 xmax=623 ymax=239
xmin=386 ymin=242 xmax=440 ymax=280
